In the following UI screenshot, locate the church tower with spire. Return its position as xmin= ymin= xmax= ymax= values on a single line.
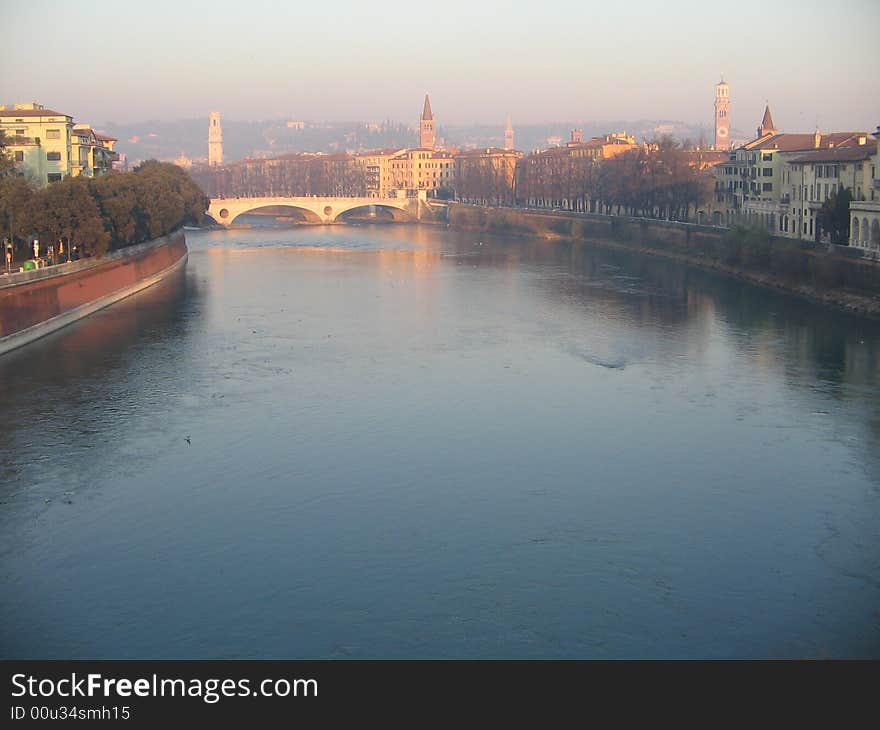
xmin=714 ymin=79 xmax=730 ymax=150
xmin=757 ymin=104 xmax=776 ymax=138
xmin=420 ymin=94 xmax=435 ymax=149
xmin=504 ymin=116 xmax=514 ymax=150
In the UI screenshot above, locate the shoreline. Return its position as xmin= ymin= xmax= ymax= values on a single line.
xmin=0 ymin=230 xmax=188 ymax=356
xmin=446 ymin=204 xmax=880 ymax=318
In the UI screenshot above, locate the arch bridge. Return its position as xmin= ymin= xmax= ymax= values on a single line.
xmin=206 ymin=194 xmax=425 ymax=226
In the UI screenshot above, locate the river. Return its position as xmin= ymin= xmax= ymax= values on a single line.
xmin=1 ymin=222 xmax=879 ymax=658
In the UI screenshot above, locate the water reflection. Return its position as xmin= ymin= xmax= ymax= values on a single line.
xmin=0 ymin=265 xmax=200 ymax=500
xmin=1 ymin=224 xmax=878 ymax=659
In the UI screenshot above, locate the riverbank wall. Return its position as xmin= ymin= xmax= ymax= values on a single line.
xmin=0 ymin=230 xmax=188 ymax=355
xmin=447 ymin=204 xmax=880 ymax=316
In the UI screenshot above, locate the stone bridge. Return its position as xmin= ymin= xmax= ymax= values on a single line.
xmin=206 ymin=193 xmax=426 ymax=226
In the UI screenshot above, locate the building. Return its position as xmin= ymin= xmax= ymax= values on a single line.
xmin=71 ymin=124 xmax=117 ymax=178
xmin=454 ymin=147 xmax=522 ymax=205
xmin=504 ymin=116 xmax=514 ymax=151
xmin=0 ymin=102 xmax=115 ymax=186
xmin=780 ymin=139 xmax=876 ymax=240
xmin=0 ymin=102 xmax=74 ymax=185
xmin=712 ymin=104 xmax=873 ymax=230
xmin=389 ymin=148 xmax=454 ymax=195
xmin=419 ymin=95 xmax=435 ymax=150
xmin=566 ymin=132 xmax=638 ymax=162
xmin=208 ymin=111 xmax=223 ymax=167
xmin=850 ymin=140 xmax=880 ymax=250
xmin=714 ymin=79 xmax=731 ymax=150
xmin=354 ymin=148 xmax=406 ymax=197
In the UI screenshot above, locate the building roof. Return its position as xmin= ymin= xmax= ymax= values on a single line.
xmin=787 ymin=140 xmax=877 ymax=164
xmin=455 ymin=147 xmax=519 ymax=157
xmin=421 ymin=94 xmax=433 ymax=121
xmin=744 ymin=131 xmax=869 ymax=152
xmin=357 ymin=148 xmax=406 ymax=157
xmin=94 ymin=132 xmax=117 ymax=142
xmin=0 ymin=108 xmax=70 ymax=119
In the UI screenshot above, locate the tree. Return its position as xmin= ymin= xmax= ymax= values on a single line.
xmin=818 ymin=188 xmax=852 ymax=244
xmin=0 ymin=176 xmax=35 ymax=257
xmin=91 ymin=173 xmax=138 ymax=247
xmin=0 ymin=130 xmax=17 ymax=178
xmin=29 ymin=176 xmax=110 ymax=256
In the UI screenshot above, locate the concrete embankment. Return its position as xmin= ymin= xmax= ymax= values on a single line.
xmin=0 ymin=230 xmax=188 ymax=355
xmin=447 ymin=204 xmax=880 ymax=316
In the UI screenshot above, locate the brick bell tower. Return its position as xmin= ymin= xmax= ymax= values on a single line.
xmin=420 ymin=94 xmax=435 ymax=149
xmin=714 ymin=79 xmax=730 ymax=150
xmin=504 ymin=116 xmax=514 ymax=150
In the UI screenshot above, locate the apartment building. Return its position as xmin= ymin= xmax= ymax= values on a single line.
xmin=1 ymin=102 xmax=116 ymax=186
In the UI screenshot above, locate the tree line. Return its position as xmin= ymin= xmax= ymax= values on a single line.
xmin=515 ymin=137 xmax=715 ymax=221
xmin=191 ymin=155 xmax=367 ymax=199
xmin=0 ymin=159 xmax=206 ymax=261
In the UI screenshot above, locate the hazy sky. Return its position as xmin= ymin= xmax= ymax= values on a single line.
xmin=3 ymin=0 xmax=878 ymax=133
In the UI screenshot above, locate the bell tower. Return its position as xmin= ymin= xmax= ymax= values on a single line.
xmin=208 ymin=111 xmax=223 ymax=167
xmin=504 ymin=116 xmax=514 ymax=150
xmin=420 ymin=94 xmax=435 ymax=150
xmin=714 ymin=79 xmax=730 ymax=150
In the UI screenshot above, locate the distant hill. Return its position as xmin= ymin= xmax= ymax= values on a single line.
xmin=99 ymin=117 xmax=730 ymax=165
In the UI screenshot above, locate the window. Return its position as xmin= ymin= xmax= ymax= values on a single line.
xmin=763 ymin=153 xmax=773 ymax=161
xmin=15 ymin=129 xmax=25 ymax=136
xmin=47 ymin=151 xmax=61 ymax=161
xmin=763 ymin=168 xmax=772 ymax=177
xmin=46 ymin=129 xmax=61 ymax=140
xmin=14 ymin=151 xmax=23 ymax=162
xmin=763 ymin=183 xmax=773 ymax=192
xmin=47 ymin=173 xmax=62 ymax=183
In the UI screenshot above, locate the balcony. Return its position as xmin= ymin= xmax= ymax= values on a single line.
xmin=7 ymin=136 xmax=39 ymax=146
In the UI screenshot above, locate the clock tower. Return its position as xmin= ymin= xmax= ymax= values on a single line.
xmin=714 ymin=79 xmax=730 ymax=150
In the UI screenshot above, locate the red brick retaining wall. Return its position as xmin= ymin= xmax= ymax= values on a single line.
xmin=0 ymin=231 xmax=187 ymax=339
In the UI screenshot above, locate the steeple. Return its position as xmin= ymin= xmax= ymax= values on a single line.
xmin=504 ymin=116 xmax=514 ymax=150
xmin=419 ymin=93 xmax=435 ymax=149
xmin=713 ymin=78 xmax=730 ymax=150
xmin=758 ymin=104 xmax=776 ymax=138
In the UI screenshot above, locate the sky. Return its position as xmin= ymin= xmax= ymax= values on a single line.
xmin=2 ymin=0 xmax=878 ymax=134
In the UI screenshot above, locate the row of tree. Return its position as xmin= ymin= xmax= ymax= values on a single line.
xmin=191 ymin=155 xmax=367 ymax=199
xmin=515 ymin=137 xmax=715 ymax=221
xmin=0 ymin=160 xmax=206 ymax=260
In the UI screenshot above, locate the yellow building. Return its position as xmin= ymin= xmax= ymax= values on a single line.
xmin=1 ymin=102 xmax=116 ymax=186
xmin=0 ymin=102 xmax=73 ymax=185
xmin=712 ymin=104 xmax=875 ymax=231
xmin=354 ymin=148 xmax=405 ymax=197
xmin=389 ymin=148 xmax=455 ymax=195
xmin=71 ymin=124 xmax=117 ymax=178
xmin=780 ymin=139 xmax=877 ymax=240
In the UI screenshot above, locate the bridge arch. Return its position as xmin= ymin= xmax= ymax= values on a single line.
xmin=332 ymin=202 xmax=413 ymax=223
xmin=207 ymin=196 xmax=421 ymax=227
xmin=227 ymin=203 xmax=323 ymax=225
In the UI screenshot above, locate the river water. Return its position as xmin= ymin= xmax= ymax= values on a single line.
xmin=1 ymin=222 xmax=879 ymax=658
